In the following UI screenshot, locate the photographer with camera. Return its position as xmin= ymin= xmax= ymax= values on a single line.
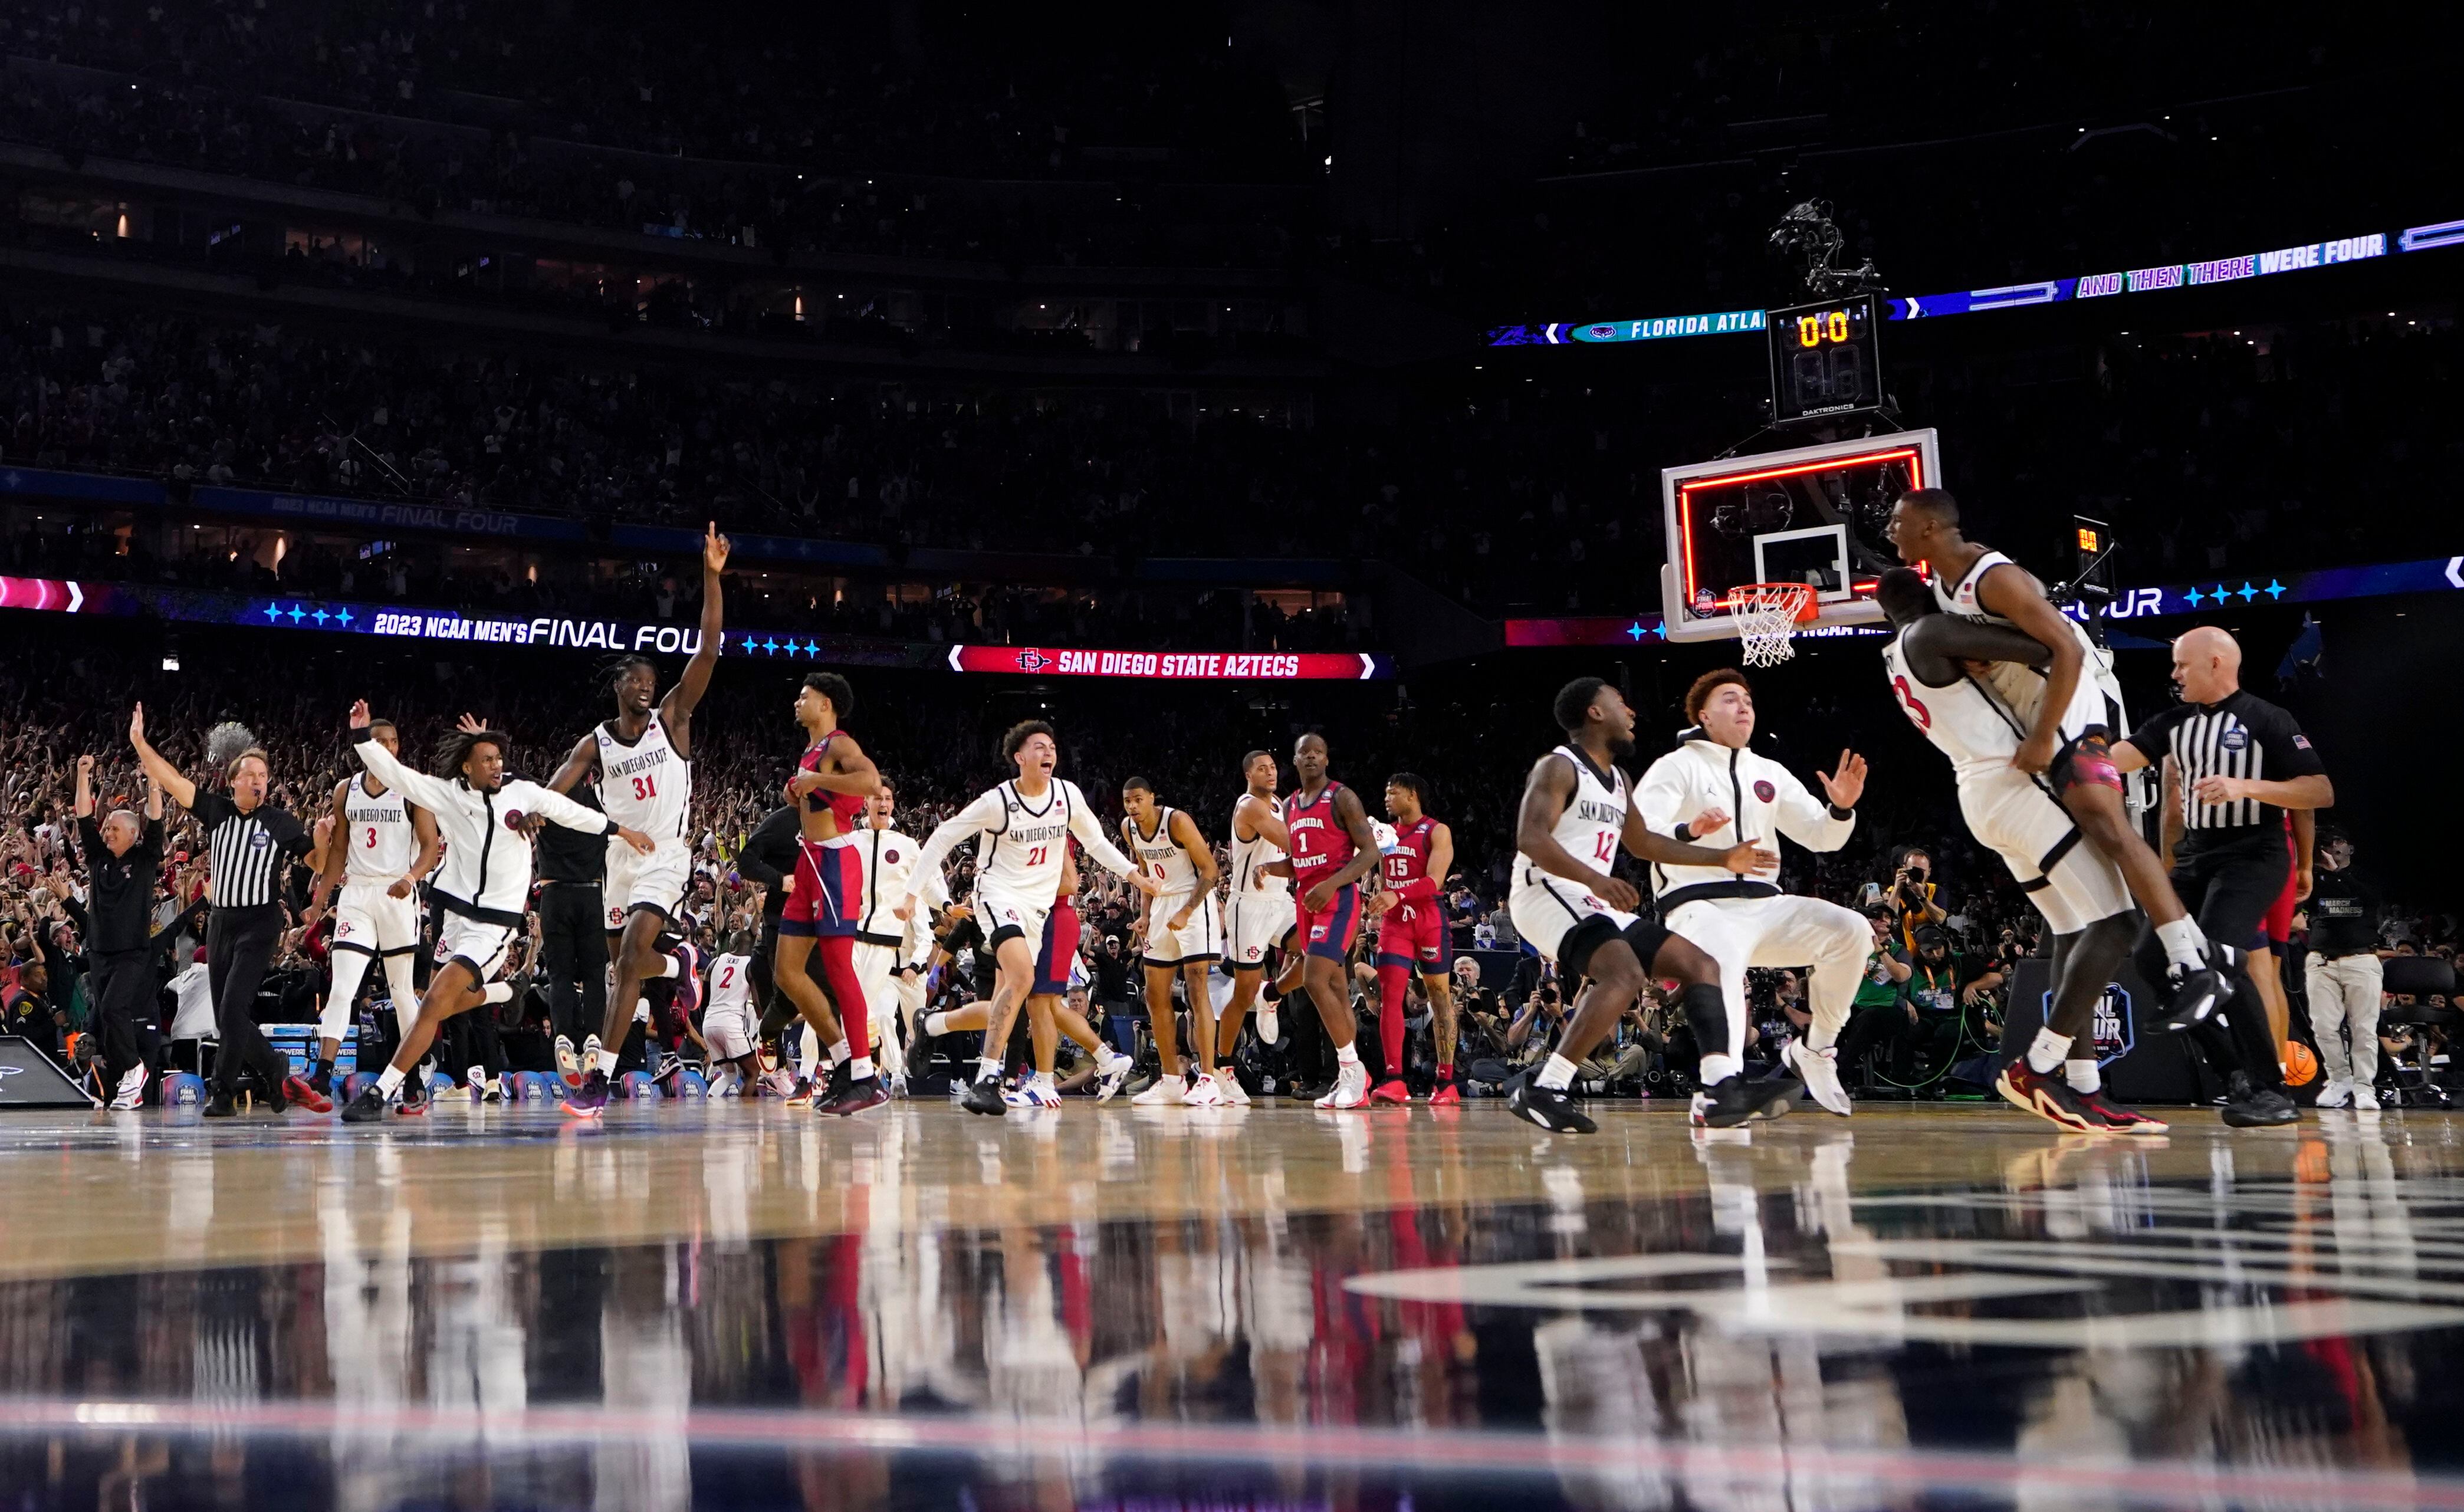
xmin=1864 ymin=845 xmax=1949 ymax=952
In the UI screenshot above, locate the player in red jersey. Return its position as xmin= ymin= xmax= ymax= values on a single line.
xmin=777 ymin=672 xmax=885 ymax=1115
xmin=1365 ymin=773 xmax=1458 ymax=1105
xmin=1283 ymin=732 xmax=1385 ymax=1109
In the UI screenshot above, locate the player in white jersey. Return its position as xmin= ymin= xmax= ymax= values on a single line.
xmin=1119 ymin=777 xmax=1228 ymax=1106
xmin=698 ymin=936 xmax=760 ymax=1094
xmin=1875 ymin=569 xmax=2166 ymax=1134
xmin=906 ymin=718 xmax=1158 ymax=1115
xmin=1214 ymin=750 xmax=1295 ymax=1066
xmin=547 ymin=523 xmax=730 ymax=1092
xmin=302 ymin=716 xmax=440 ymax=1100
xmin=1506 ymin=677 xmax=1780 ymax=1135
xmin=1885 ymin=488 xmax=2229 ymax=1030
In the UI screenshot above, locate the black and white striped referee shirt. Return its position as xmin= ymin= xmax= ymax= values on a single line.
xmin=187 ymin=789 xmax=311 ymax=910
xmin=2120 ymin=689 xmax=2324 ymax=846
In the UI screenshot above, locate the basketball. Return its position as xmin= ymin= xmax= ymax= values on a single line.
xmin=2283 ymin=1042 xmax=2320 ymax=1087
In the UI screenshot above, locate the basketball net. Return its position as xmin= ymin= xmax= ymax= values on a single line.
xmin=1732 ymin=583 xmax=1818 ymax=667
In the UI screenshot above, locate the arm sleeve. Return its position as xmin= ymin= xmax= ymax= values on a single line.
xmin=2253 ymin=702 xmax=2328 ymax=778
xmin=518 ymin=781 xmax=619 ymax=836
xmin=1065 ymin=784 xmax=1140 ymax=879
xmin=1393 ymin=874 xmax=1439 ymax=903
xmin=353 ymin=739 xmax=454 ymax=814
xmin=905 ymin=791 xmax=1003 ymax=901
xmin=1632 ymin=754 xmax=1690 ymax=836
xmin=1766 ymin=760 xmax=1855 ymax=852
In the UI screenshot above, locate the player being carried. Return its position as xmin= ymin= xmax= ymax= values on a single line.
xmin=1884 ymin=488 xmax=2230 ymax=1030
xmin=1508 ymin=678 xmax=1782 ymax=1133
xmin=1121 ymin=776 xmax=1230 ymax=1106
xmin=906 ymin=719 xmax=1159 ymax=1115
xmin=1875 ymin=568 xmax=2167 ymax=1133
xmin=1364 ymin=773 xmax=1459 ymax=1105
xmin=337 ymin=702 xmax=656 ymax=1123
xmin=551 ymin=522 xmax=730 ymax=1113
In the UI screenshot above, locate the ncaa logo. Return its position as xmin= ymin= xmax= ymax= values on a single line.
xmin=2220 ymin=728 xmax=2250 ymax=752
xmin=1015 ymin=650 xmax=1051 ymax=672
xmin=169 ymin=1073 xmax=201 ymax=1106
xmin=249 ymin=831 xmax=271 ymax=849
xmin=1693 ymin=588 xmax=1716 ymax=614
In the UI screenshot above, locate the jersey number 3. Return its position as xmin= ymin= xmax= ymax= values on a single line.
xmin=1891 ymin=675 xmax=1932 ymax=731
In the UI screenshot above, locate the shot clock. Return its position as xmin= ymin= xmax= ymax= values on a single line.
xmin=1766 ymin=294 xmax=1884 ymax=422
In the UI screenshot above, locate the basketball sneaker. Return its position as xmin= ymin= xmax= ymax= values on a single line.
xmin=821 ymin=1075 xmax=891 ymax=1116
xmin=2312 ymin=1077 xmax=2353 ymax=1109
xmin=1093 ymin=1050 xmax=1135 ymax=1103
xmin=1369 ymin=1078 xmax=1410 ymax=1106
xmin=1994 ymin=1059 xmax=2115 ymax=1134
xmin=669 ymin=946 xmax=702 ymax=1017
xmin=1506 ymin=1070 xmax=1596 ymax=1135
xmin=1785 ymin=1040 xmax=1852 ymax=1116
xmin=284 ymin=1074 xmax=333 ymax=1114
xmin=959 ymin=1074 xmax=1008 ymax=1116
xmin=2156 ymin=948 xmax=2232 ymax=1032
xmin=1182 ymin=1073 xmax=1226 ymax=1108
xmin=1314 ymin=1063 xmax=1370 ymax=1110
xmin=1427 ymin=1082 xmax=1461 ymax=1107
xmin=563 ymin=1069 xmax=610 ymax=1119
xmin=555 ymin=1036 xmax=584 ymax=1089
xmin=1003 ymin=1080 xmax=1064 ymax=1111
xmin=340 ymin=1087 xmax=388 ymax=1125
xmin=109 ymin=1064 xmax=148 ymax=1111
xmin=1132 ymin=1073 xmax=1188 ymax=1107
xmin=398 ymin=1074 xmax=429 ymax=1116
xmin=2220 ymin=1070 xmax=2299 ymax=1128
xmin=1209 ymin=1067 xmax=1250 ymax=1106
xmin=1689 ymin=1074 xmax=1799 ymax=1129
xmin=760 ymin=1069 xmax=797 ymax=1099
xmin=2072 ymin=1088 xmax=2167 ymax=1135
xmin=201 ymin=1092 xmax=239 ymax=1119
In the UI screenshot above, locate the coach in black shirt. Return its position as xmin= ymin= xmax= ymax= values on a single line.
xmin=71 ymin=754 xmax=165 ymax=1107
xmin=132 ymin=705 xmax=314 ymax=1116
xmin=2110 ymin=627 xmax=2333 ymax=1116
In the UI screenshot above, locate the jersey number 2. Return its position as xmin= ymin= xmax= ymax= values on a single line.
xmin=717 ymin=964 xmax=734 ymax=989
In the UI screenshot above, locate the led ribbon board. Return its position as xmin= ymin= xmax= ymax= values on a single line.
xmin=0 ymin=578 xmax=1390 ymax=679
xmin=1487 ymin=218 xmax=2453 ymax=347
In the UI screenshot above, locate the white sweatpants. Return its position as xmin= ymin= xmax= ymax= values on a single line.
xmin=1664 ymin=893 xmax=1871 ymax=1057
xmin=2305 ymin=952 xmax=2384 ymax=1089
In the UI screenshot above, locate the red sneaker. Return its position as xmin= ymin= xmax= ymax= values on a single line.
xmin=2075 ymin=1089 xmax=2169 ymax=1135
xmin=1369 ymin=1079 xmax=1410 ymax=1105
xmin=282 ymin=1074 xmax=333 ymax=1114
xmin=1427 ymin=1082 xmax=1461 ymax=1106
xmin=1993 ymin=1060 xmax=2114 ymax=1135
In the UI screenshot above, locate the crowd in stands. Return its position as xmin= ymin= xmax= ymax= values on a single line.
xmin=0 ymin=298 xmax=2451 ymax=601
xmin=1 ymin=636 xmax=2447 ymax=1106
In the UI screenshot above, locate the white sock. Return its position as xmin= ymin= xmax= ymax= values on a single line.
xmin=976 ymin=1054 xmax=1002 ymax=1083
xmin=1031 ymin=1070 xmax=1054 ymax=1089
xmin=2156 ymin=916 xmax=2209 ymax=971
xmin=924 ymin=1010 xmax=951 ymax=1037
xmin=594 ymin=1048 xmax=620 ymax=1077
xmin=2065 ymin=1058 xmax=2102 ymax=1093
xmin=1700 ymin=1053 xmax=1741 ymax=1086
xmin=376 ymin=1065 xmax=405 ymax=1096
xmin=480 ymin=982 xmax=513 ymax=1005
xmin=1537 ymin=1053 xmax=1579 ymax=1092
xmin=1335 ymin=1043 xmax=1361 ymax=1069
xmin=849 ymin=1055 xmax=874 ymax=1079
xmin=2026 ymin=1026 xmax=2072 ymax=1075
xmin=829 ymin=1039 xmax=852 ymax=1068
xmin=654 ymin=954 xmax=682 ymax=979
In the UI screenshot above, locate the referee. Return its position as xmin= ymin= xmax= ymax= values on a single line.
xmin=2110 ymin=627 xmax=2334 ymax=1126
xmin=131 ymin=704 xmax=318 ymax=1117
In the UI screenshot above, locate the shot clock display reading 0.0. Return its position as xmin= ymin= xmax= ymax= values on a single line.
xmin=1766 ymin=294 xmax=1884 ymax=423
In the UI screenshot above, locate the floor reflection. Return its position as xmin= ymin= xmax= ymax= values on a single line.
xmin=0 ymin=1106 xmax=2462 ymax=1508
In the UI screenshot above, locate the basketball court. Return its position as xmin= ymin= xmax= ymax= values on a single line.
xmin=4 ymin=1100 xmax=2461 ymax=1509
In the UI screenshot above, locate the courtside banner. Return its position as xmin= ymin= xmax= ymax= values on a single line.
xmin=947 ymin=645 xmax=1389 ymax=680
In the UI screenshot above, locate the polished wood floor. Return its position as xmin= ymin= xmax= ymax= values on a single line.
xmin=2 ymin=1095 xmax=2463 ymax=1510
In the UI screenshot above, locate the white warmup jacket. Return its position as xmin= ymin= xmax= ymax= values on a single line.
xmin=1635 ymin=733 xmax=1857 ymax=903
xmin=355 ymin=738 xmax=616 ymax=926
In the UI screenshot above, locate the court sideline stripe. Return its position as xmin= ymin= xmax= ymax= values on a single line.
xmin=5 ymin=1396 xmax=2461 ymax=1507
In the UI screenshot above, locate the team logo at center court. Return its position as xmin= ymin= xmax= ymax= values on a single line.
xmin=1014 ymin=649 xmax=1052 ymax=672
xmin=1754 ymin=780 xmax=1776 ymax=803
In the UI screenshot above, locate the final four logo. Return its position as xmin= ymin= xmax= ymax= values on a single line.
xmin=2089 ymin=982 xmax=2135 ymax=1065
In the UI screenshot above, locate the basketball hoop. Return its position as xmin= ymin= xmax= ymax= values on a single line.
xmin=1732 ymin=582 xmax=1819 ymax=666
